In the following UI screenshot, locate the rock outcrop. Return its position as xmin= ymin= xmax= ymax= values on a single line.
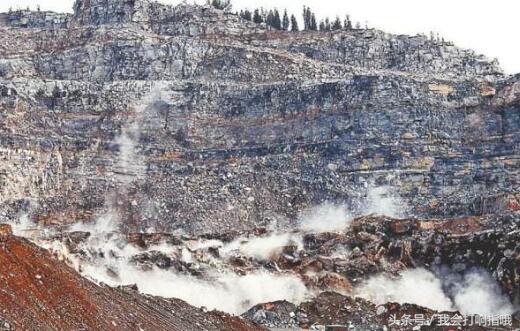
xmin=0 ymin=0 xmax=518 ymax=236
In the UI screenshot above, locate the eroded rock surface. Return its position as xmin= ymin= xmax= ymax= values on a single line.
xmin=0 ymin=0 xmax=518 ymax=234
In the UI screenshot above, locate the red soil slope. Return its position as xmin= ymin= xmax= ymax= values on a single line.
xmin=0 ymin=225 xmax=264 ymax=331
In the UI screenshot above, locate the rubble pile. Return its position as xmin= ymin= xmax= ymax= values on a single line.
xmin=24 ymin=212 xmax=519 ymax=329
xmin=51 ymin=213 xmax=520 ymax=284
xmin=244 ymin=291 xmax=512 ymax=330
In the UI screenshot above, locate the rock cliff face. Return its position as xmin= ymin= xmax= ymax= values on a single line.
xmin=0 ymin=0 xmax=519 ymax=234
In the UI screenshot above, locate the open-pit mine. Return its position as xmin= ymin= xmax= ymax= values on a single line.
xmin=0 ymin=0 xmax=519 ymax=330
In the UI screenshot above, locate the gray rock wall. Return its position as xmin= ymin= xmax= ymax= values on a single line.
xmin=0 ymin=11 xmax=69 ymax=29
xmin=0 ymin=0 xmax=518 ymax=233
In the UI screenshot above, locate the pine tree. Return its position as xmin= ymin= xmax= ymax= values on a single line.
xmin=310 ymin=13 xmax=317 ymax=31
xmin=290 ymin=14 xmax=299 ymax=31
xmin=243 ymin=9 xmax=252 ymax=21
xmin=319 ymin=20 xmax=326 ymax=31
xmin=303 ymin=6 xmax=312 ymax=30
xmin=239 ymin=10 xmax=253 ymax=21
xmin=253 ymin=9 xmax=263 ymax=24
xmin=332 ymin=17 xmax=342 ymax=30
xmin=273 ymin=9 xmax=282 ymax=30
xmin=302 ymin=6 xmax=308 ymax=30
xmin=325 ymin=18 xmax=331 ymax=31
xmin=282 ymin=10 xmax=290 ymax=31
xmin=344 ymin=15 xmax=352 ymax=30
xmin=266 ymin=10 xmax=275 ymax=29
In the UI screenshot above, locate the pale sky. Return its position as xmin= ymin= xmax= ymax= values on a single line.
xmin=1 ymin=0 xmax=519 ymax=74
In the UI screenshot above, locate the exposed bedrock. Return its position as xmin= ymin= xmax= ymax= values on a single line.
xmin=0 ymin=0 xmax=518 ymax=233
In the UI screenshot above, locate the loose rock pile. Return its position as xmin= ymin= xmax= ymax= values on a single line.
xmin=28 ymin=213 xmax=520 ymax=329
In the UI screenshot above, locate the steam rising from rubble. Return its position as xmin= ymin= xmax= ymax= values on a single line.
xmin=357 ymin=269 xmax=454 ymax=312
xmin=357 ymin=268 xmax=515 ymax=315
xmin=363 ymin=185 xmax=407 ymax=218
xmin=11 ymin=212 xmax=36 ymax=237
xmin=299 ymin=203 xmax=351 ymax=233
xmin=85 ymin=260 xmax=307 ymax=315
xmin=5 ymin=148 xmax=511 ymax=317
xmin=446 ymin=269 xmax=515 ymax=315
xmin=298 ymin=185 xmax=406 ymax=233
xmin=70 ymin=210 xmax=119 ymax=233
xmin=222 ymin=233 xmax=302 ymax=260
xmin=47 ymin=228 xmax=307 ymax=315
xmin=10 ymin=200 xmax=41 ymax=237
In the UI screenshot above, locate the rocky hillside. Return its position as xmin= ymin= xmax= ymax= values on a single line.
xmin=0 ymin=0 xmax=519 ymax=236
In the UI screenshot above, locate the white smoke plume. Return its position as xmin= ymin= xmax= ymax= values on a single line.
xmin=114 ymin=132 xmax=143 ymax=183
xmin=114 ymin=85 xmax=168 ymax=184
xmin=298 ymin=203 xmax=352 ymax=233
xmin=363 ymin=185 xmax=407 ymax=218
xmin=10 ymin=211 xmax=37 ymax=237
xmin=221 ymin=233 xmax=302 ymax=260
xmin=8 ymin=200 xmax=46 ymax=238
xmin=69 ymin=209 xmax=119 ymax=233
xmin=449 ymin=269 xmax=514 ymax=315
xmin=43 ymin=229 xmax=308 ymax=315
xmin=84 ymin=261 xmax=307 ymax=315
xmin=89 ymin=84 xmax=171 ymax=232
xmin=356 ymin=268 xmax=515 ymax=315
xmin=356 ymin=268 xmax=454 ymax=312
xmin=297 ymin=185 xmax=406 ymax=233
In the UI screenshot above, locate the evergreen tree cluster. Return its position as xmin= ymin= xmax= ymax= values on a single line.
xmin=302 ymin=6 xmax=317 ymax=31
xmin=210 ymin=1 xmax=362 ymax=33
xmin=317 ymin=15 xmax=352 ymax=32
xmin=239 ymin=8 xmax=299 ymax=32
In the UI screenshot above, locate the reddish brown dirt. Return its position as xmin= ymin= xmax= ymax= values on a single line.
xmin=0 ymin=229 xmax=265 ymax=331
